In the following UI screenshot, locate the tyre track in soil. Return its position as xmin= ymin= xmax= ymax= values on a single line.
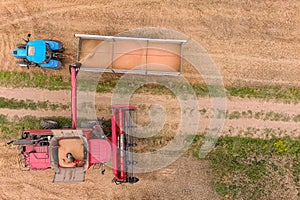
xmin=0 ymin=2 xmax=100 ymax=30
xmin=0 ymin=87 xmax=299 ymax=139
xmin=0 ymin=33 xmax=20 ymax=71
xmin=0 ymin=1 xmax=98 ymax=72
xmin=0 ymin=1 xmax=33 ymax=71
xmin=210 ymin=54 xmax=300 ymax=87
xmin=1 ymin=0 xmax=300 ymax=87
xmin=0 ymin=0 xmax=108 ymax=76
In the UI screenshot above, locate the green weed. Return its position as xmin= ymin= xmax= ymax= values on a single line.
xmin=201 ymin=136 xmax=300 ymax=199
xmin=0 ymin=115 xmax=71 ymax=139
xmin=0 ymin=97 xmax=70 ymax=111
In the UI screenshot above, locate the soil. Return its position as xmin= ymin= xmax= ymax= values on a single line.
xmin=0 ymin=0 xmax=299 ymax=86
xmin=0 ymin=0 xmax=300 ymax=199
xmin=0 ymin=141 xmax=220 ymax=200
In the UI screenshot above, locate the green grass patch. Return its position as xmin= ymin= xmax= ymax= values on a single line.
xmin=191 ymin=136 xmax=300 ymax=199
xmin=0 ymin=115 xmax=113 ymax=140
xmin=0 ymin=71 xmax=69 ymax=90
xmin=0 ymin=115 xmax=71 ymax=140
xmin=1 ymin=71 xmax=300 ymax=102
xmin=228 ymin=86 xmax=300 ymax=103
xmin=0 ymin=97 xmax=70 ymax=111
xmin=226 ymin=110 xmax=295 ymax=122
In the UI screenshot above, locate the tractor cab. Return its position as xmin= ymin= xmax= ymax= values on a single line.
xmin=26 ymin=40 xmax=47 ymax=63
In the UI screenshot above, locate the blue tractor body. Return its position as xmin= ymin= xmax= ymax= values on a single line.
xmin=12 ymin=35 xmax=64 ymax=69
xmin=12 ymin=48 xmax=27 ymax=59
xmin=26 ymin=40 xmax=47 ymax=63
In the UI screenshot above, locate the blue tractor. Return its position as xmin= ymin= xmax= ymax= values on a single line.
xmin=12 ymin=34 xmax=65 ymax=69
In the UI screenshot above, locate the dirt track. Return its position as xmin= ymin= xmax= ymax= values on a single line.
xmin=0 ymin=0 xmax=300 ymax=199
xmin=1 ymin=87 xmax=299 ymax=139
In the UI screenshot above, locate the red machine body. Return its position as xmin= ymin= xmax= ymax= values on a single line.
xmin=112 ymin=105 xmax=138 ymax=183
xmin=17 ymin=128 xmax=111 ymax=170
xmin=26 ymin=146 xmax=50 ymax=169
xmin=9 ymin=64 xmax=138 ymax=183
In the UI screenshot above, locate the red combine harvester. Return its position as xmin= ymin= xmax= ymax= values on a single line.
xmin=8 ymin=63 xmax=138 ymax=183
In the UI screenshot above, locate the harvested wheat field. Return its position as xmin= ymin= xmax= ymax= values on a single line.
xmin=0 ymin=0 xmax=299 ymax=199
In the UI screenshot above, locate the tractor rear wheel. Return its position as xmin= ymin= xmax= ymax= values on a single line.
xmin=41 ymin=119 xmax=59 ymax=129
xmin=16 ymin=44 xmax=26 ymax=49
xmin=58 ymin=47 xmax=65 ymax=53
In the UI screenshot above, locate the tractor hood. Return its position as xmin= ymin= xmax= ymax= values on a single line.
xmin=12 ymin=48 xmax=27 ymax=59
xmin=26 ymin=40 xmax=46 ymax=63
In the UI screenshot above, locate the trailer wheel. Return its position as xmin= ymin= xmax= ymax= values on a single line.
xmin=41 ymin=119 xmax=59 ymax=129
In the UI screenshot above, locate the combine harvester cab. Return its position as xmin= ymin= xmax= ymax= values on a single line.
xmin=12 ymin=34 xmax=64 ymax=69
xmin=10 ymin=127 xmax=112 ymax=182
xmin=49 ymin=129 xmax=108 ymax=182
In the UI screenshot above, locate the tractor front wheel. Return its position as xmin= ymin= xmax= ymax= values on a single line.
xmin=16 ymin=61 xmax=29 ymax=68
xmin=41 ymin=119 xmax=59 ymax=129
